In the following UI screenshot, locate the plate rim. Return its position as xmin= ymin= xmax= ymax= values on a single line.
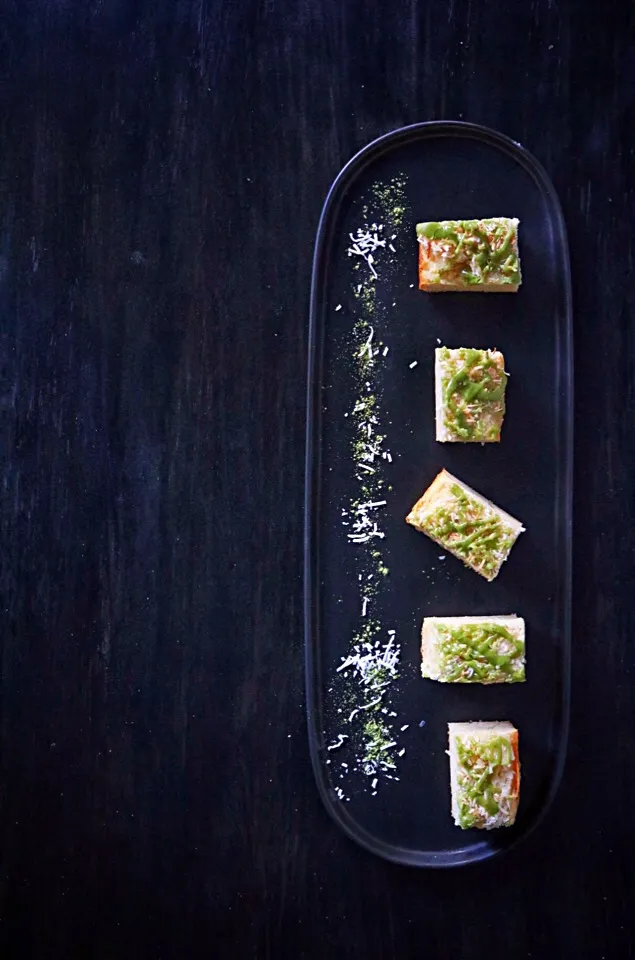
xmin=304 ymin=120 xmax=573 ymax=868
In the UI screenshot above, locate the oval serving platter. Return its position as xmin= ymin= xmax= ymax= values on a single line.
xmin=305 ymin=121 xmax=572 ymax=867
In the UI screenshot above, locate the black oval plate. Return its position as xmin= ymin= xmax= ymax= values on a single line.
xmin=305 ymin=122 xmax=573 ymax=867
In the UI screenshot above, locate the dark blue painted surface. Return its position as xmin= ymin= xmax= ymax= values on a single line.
xmin=0 ymin=1 xmax=633 ymax=957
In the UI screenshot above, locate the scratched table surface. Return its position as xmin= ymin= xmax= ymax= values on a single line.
xmin=0 ymin=1 xmax=633 ymax=958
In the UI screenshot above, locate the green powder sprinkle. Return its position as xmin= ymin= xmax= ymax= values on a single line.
xmin=326 ymin=175 xmax=411 ymax=797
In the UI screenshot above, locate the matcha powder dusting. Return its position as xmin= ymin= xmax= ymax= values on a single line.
xmin=326 ymin=175 xmax=410 ymax=799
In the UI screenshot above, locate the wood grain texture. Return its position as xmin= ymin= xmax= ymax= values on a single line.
xmin=0 ymin=0 xmax=633 ymax=956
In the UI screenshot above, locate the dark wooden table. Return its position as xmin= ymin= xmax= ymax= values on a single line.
xmin=1 ymin=1 xmax=633 ymax=957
